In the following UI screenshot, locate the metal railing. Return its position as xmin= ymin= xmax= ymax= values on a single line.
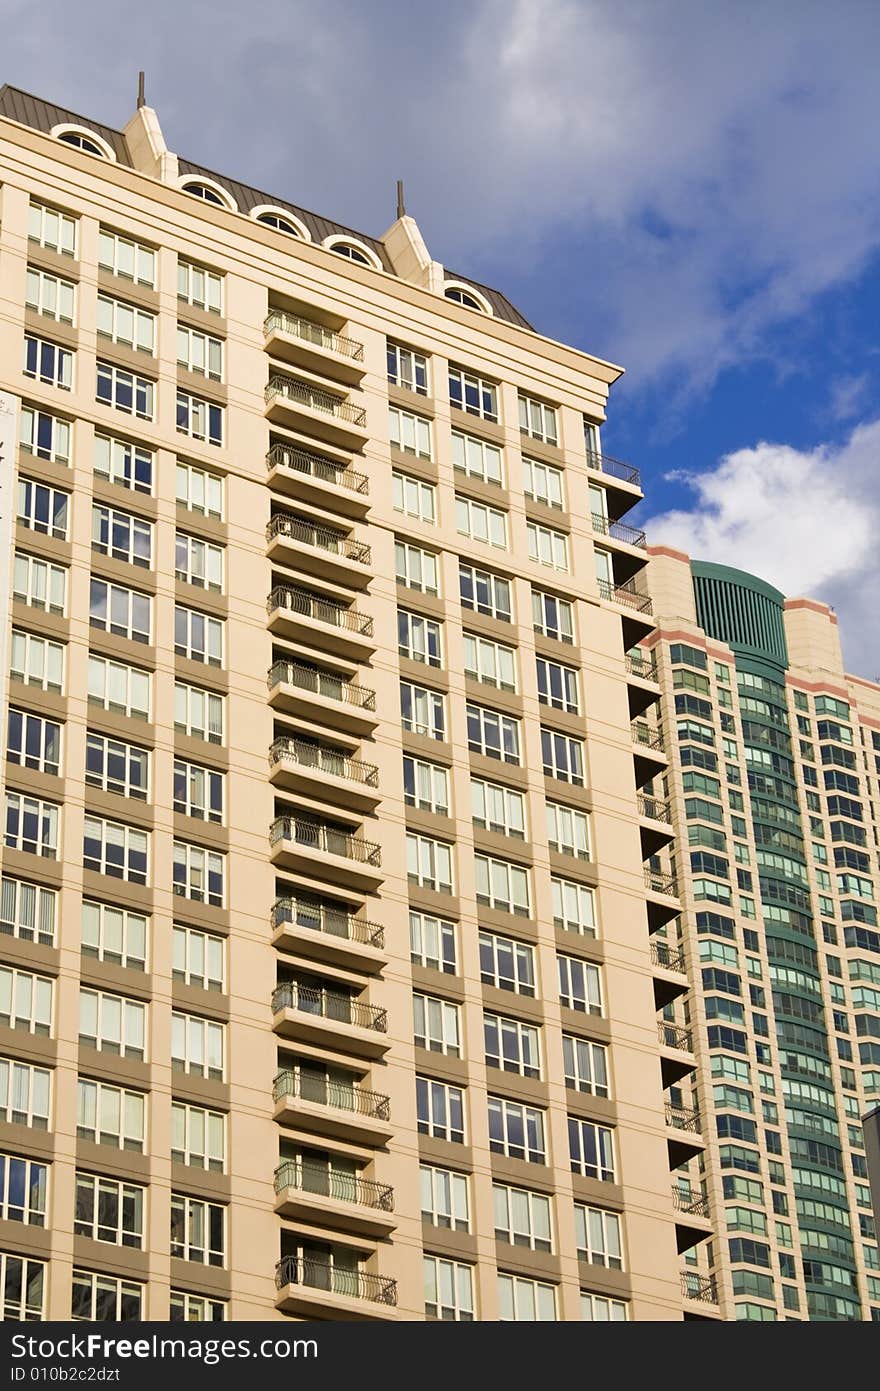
xmin=275 ymin=1256 xmax=397 ymax=1306
xmin=268 ymin=660 xmax=376 ymax=713
xmin=680 ymin=1271 xmax=718 ymax=1304
xmin=658 ymin=1021 xmax=693 ymax=1051
xmin=274 ymin=1160 xmax=393 ymax=1212
xmin=672 ymin=1187 xmax=711 ymax=1219
xmin=269 ymin=737 xmax=379 ymax=788
xmin=269 ymin=815 xmax=381 ymax=866
xmin=625 ymin=650 xmax=658 ymax=681
xmin=272 ymin=981 xmax=387 ymax=1033
xmin=650 ymin=940 xmax=686 ymax=973
xmin=266 ymin=375 xmax=367 ymax=427
xmin=645 ymin=867 xmax=678 ymax=896
xmin=267 ymin=513 xmax=371 ymax=564
xmin=590 ymin=513 xmax=647 ymax=548
xmin=267 ymin=585 xmax=373 ymax=637
xmin=665 ymin=1103 xmax=702 ymax=1133
xmin=272 ymin=897 xmax=385 ymax=950
xmin=265 ymin=310 xmax=364 ymax=362
xmin=597 ymin=577 xmax=654 ymax=614
xmin=273 ymin=1068 xmax=390 ymax=1121
xmin=638 ymin=792 xmax=672 ymax=821
xmin=585 ymin=450 xmax=642 ymax=488
xmin=632 ymin=721 xmax=665 ymax=751
xmin=266 ymin=442 xmax=369 ymax=495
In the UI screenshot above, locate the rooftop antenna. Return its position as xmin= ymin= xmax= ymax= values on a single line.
xmin=396 ymin=179 xmax=405 ymax=219
xmin=137 ymin=71 xmax=146 ymax=109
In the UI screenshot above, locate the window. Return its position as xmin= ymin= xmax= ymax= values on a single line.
xmin=388 ymin=406 xmax=431 ymax=458
xmin=94 ymin=432 xmax=153 ymax=494
xmin=0 ymin=967 xmax=51 ymax=1035
xmin=74 ymin=1172 xmax=143 ymax=1247
xmin=568 ymin=1117 xmax=615 ymax=1180
xmin=0 ymin=1153 xmax=46 ymax=1227
xmin=467 ymin=702 xmax=520 ymax=763
xmin=175 ymin=605 xmax=224 ymax=667
xmin=11 ymin=630 xmax=64 ymax=693
xmin=527 ymin=521 xmax=568 ymax=571
xmin=0 ymin=1253 xmax=44 ymax=1320
xmin=26 ymin=266 xmax=76 ymax=324
xmin=96 ymin=294 xmax=155 ymax=353
xmin=484 ymin=1013 xmax=541 ymax=1077
xmin=98 ymin=228 xmax=155 ymax=286
xmin=20 ymin=405 xmax=70 ymax=464
xmin=448 ymin=365 xmax=499 ymax=422
xmin=171 ymin=1102 xmax=226 ymax=1171
xmin=475 ymin=854 xmax=530 ymax=915
xmin=71 ymin=1269 xmax=142 ymax=1322
xmin=410 ymin=912 xmax=457 ymax=973
xmin=414 ymin=993 xmax=461 ymax=1056
xmin=424 ymin=1255 xmax=475 ymax=1321
xmin=472 ymin=778 xmax=526 ymax=838
xmin=488 ymin=1096 xmax=545 ymax=1162
xmin=0 ymin=876 xmax=56 ymax=947
xmin=456 ymin=495 xmax=507 ymax=548
xmin=459 ymin=562 xmax=511 ymax=621
xmin=494 ymin=1184 xmax=552 ymax=1251
xmin=416 ymin=1076 xmax=465 ymax=1143
xmin=537 ymin=657 xmax=580 ymax=713
xmin=87 ymin=655 xmax=150 ymax=721
xmin=79 ymin=989 xmax=145 ymax=1060
xmin=175 ymin=682 xmax=224 ymax=744
xmin=92 ymin=504 xmax=152 ymax=568
xmin=392 ymin=470 xmax=435 ymax=523
xmin=29 ymin=200 xmax=76 ymax=256
xmin=54 ymin=126 xmax=114 ymax=158
xmin=395 ymin=539 xmax=439 ymax=596
xmin=7 ymin=709 xmax=61 ymax=777
xmin=170 ymin=1292 xmax=225 ymax=1322
xmin=400 ymin=680 xmax=445 ymax=740
xmin=403 ymin=756 xmax=449 ymax=815
xmin=76 ymin=1078 xmax=144 ymax=1151
xmin=445 ymin=284 xmax=490 ymax=312
xmin=23 ymin=333 xmax=72 ymax=389
xmin=180 ymin=178 xmax=234 ymax=209
xmin=89 ymin=577 xmax=151 ymax=644
xmin=479 ymin=930 xmax=535 ymax=995
xmin=547 ymin=802 xmax=590 ymax=859
xmin=559 ymin=955 xmax=603 ymax=1015
xmin=178 ymin=260 xmax=223 ymax=314
xmin=519 ymin=394 xmax=558 ymax=445
xmin=85 ymin=732 xmax=149 ymax=800
xmin=464 ymin=632 xmax=517 ymax=691
xmin=172 ymin=925 xmax=225 ymax=992
xmin=326 ymin=238 xmax=379 ymax=267
xmin=398 ymin=609 xmax=442 ymax=667
xmin=17 ymin=478 xmax=69 ymax=541
xmin=177 ymin=325 xmax=223 ymax=380
xmin=177 ymin=390 xmax=224 ymax=446
xmin=407 ymin=833 xmax=454 ymax=894
xmin=0 ymin=1058 xmax=50 ymax=1129
xmin=387 ymin=340 xmax=428 ymax=394
xmin=575 ymin=1205 xmax=623 ymax=1268
xmin=542 ymin=727 xmax=585 ymax=784
xmin=96 ymin=361 xmax=153 ymax=419
xmin=581 ymin=1292 xmax=627 ymax=1321
xmin=523 ymin=457 xmax=564 ymax=509
xmin=498 ymin=1274 xmax=556 ymax=1321
xmin=564 ymin=1035 xmax=609 ymax=1098
xmin=420 ymin=1165 xmax=469 ymax=1230
xmin=173 ymin=841 xmax=225 ymax=908
xmin=451 ymin=430 xmax=503 ymax=485
xmin=176 ymin=461 xmax=224 ymax=518
xmin=532 ymin=588 xmax=574 ymax=643
xmin=83 ymin=816 xmax=148 ymax=884
xmin=173 ymin=759 xmax=224 ymax=824
xmin=82 ymin=901 xmax=147 ymax=971
xmin=5 ymin=793 xmax=59 ymax=859
xmin=172 ymin=1012 xmax=225 ymax=1081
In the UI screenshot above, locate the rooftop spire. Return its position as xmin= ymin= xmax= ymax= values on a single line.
xmin=396 ymin=179 xmax=405 ymax=219
xmin=137 ymin=71 xmax=145 ymax=109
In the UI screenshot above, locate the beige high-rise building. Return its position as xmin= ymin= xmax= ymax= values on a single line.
xmin=0 ymin=83 xmax=701 ymax=1324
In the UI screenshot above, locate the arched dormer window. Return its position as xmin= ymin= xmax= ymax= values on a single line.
xmin=179 ymin=177 xmax=237 ymax=212
xmin=251 ymin=206 xmax=310 ymax=240
xmin=444 ymin=282 xmax=492 ymax=314
xmin=51 ymin=124 xmax=116 ymax=161
xmin=324 ymin=236 xmax=383 ymax=271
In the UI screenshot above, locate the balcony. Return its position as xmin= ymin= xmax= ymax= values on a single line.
xmin=273 ymin=1160 xmax=396 ymax=1237
xmin=585 ymin=450 xmax=642 ymax=491
xmin=650 ymin=939 xmax=689 ymax=1010
xmin=271 ymin=981 xmax=389 ymax=1059
xmin=597 ymin=576 xmax=654 ymax=646
xmin=264 ymin=310 xmax=366 ymax=385
xmin=651 ymin=940 xmax=685 ymax=973
xmin=665 ymin=1103 xmax=704 ymax=1167
xmin=680 ymin=1271 xmax=719 ymax=1307
xmin=266 ymin=513 xmax=372 ymax=589
xmin=267 ymin=585 xmax=375 ymax=661
xmin=272 ymin=896 xmax=385 ymax=974
xmin=268 ymin=660 xmax=378 ymax=737
xmin=267 ymin=441 xmax=370 ymax=519
xmin=265 ymin=374 xmax=369 ymax=449
xmin=625 ymin=649 xmax=658 ymax=682
xmin=632 ymin=721 xmax=667 ymax=791
xmin=275 ymin=1255 xmax=397 ymax=1320
xmin=624 ymin=648 xmax=660 ymax=719
xmin=644 ymin=866 xmax=680 ymax=930
xmin=637 ymin=791 xmax=675 ymax=856
xmin=269 ymin=815 xmax=383 ymax=892
xmin=273 ymin=1068 xmax=393 ymax=1147
xmin=657 ymin=1020 xmax=696 ymax=1087
xmin=269 ymin=737 xmax=381 ymax=812
xmin=591 ymin=512 xmax=647 ymax=583
xmin=671 ymin=1187 xmax=712 ymax=1253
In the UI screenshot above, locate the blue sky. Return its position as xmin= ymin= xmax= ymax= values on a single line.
xmin=5 ymin=0 xmax=880 ymax=670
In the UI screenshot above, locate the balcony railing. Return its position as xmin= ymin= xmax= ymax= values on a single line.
xmin=272 ymin=897 xmax=384 ymax=950
xmin=273 ymin=1068 xmax=390 ymax=1122
xmin=590 ymin=513 xmax=647 ymax=548
xmin=269 ymin=737 xmax=379 ymax=789
xmin=597 ymin=577 xmax=653 ymax=614
xmin=267 ymin=442 xmax=368 ymax=496
xmin=632 ymin=721 xmax=665 ymax=751
xmin=267 ymin=585 xmax=373 ymax=637
xmin=672 ymin=1187 xmax=711 ymax=1219
xmin=658 ymin=1021 xmax=693 ymax=1051
xmin=265 ymin=310 xmax=364 ymax=363
xmin=268 ymin=660 xmax=376 ymax=713
xmin=680 ymin=1271 xmax=718 ymax=1304
xmin=274 ymin=1160 xmax=393 ymax=1212
xmin=665 ymin=1103 xmax=702 ymax=1133
xmin=275 ymin=1256 xmax=397 ymax=1307
xmin=269 ymin=816 xmax=381 ymax=866
xmin=585 ymin=450 xmax=641 ymax=488
xmin=272 ymin=982 xmax=388 ymax=1033
xmin=645 ymin=867 xmax=678 ymax=896
xmin=638 ymin=792 xmax=672 ymax=822
xmin=266 ymin=375 xmax=367 ymax=427
xmin=625 ymin=650 xmax=658 ymax=681
xmin=650 ymin=940 xmax=687 ymax=973
xmin=267 ymin=513 xmax=371 ymax=565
